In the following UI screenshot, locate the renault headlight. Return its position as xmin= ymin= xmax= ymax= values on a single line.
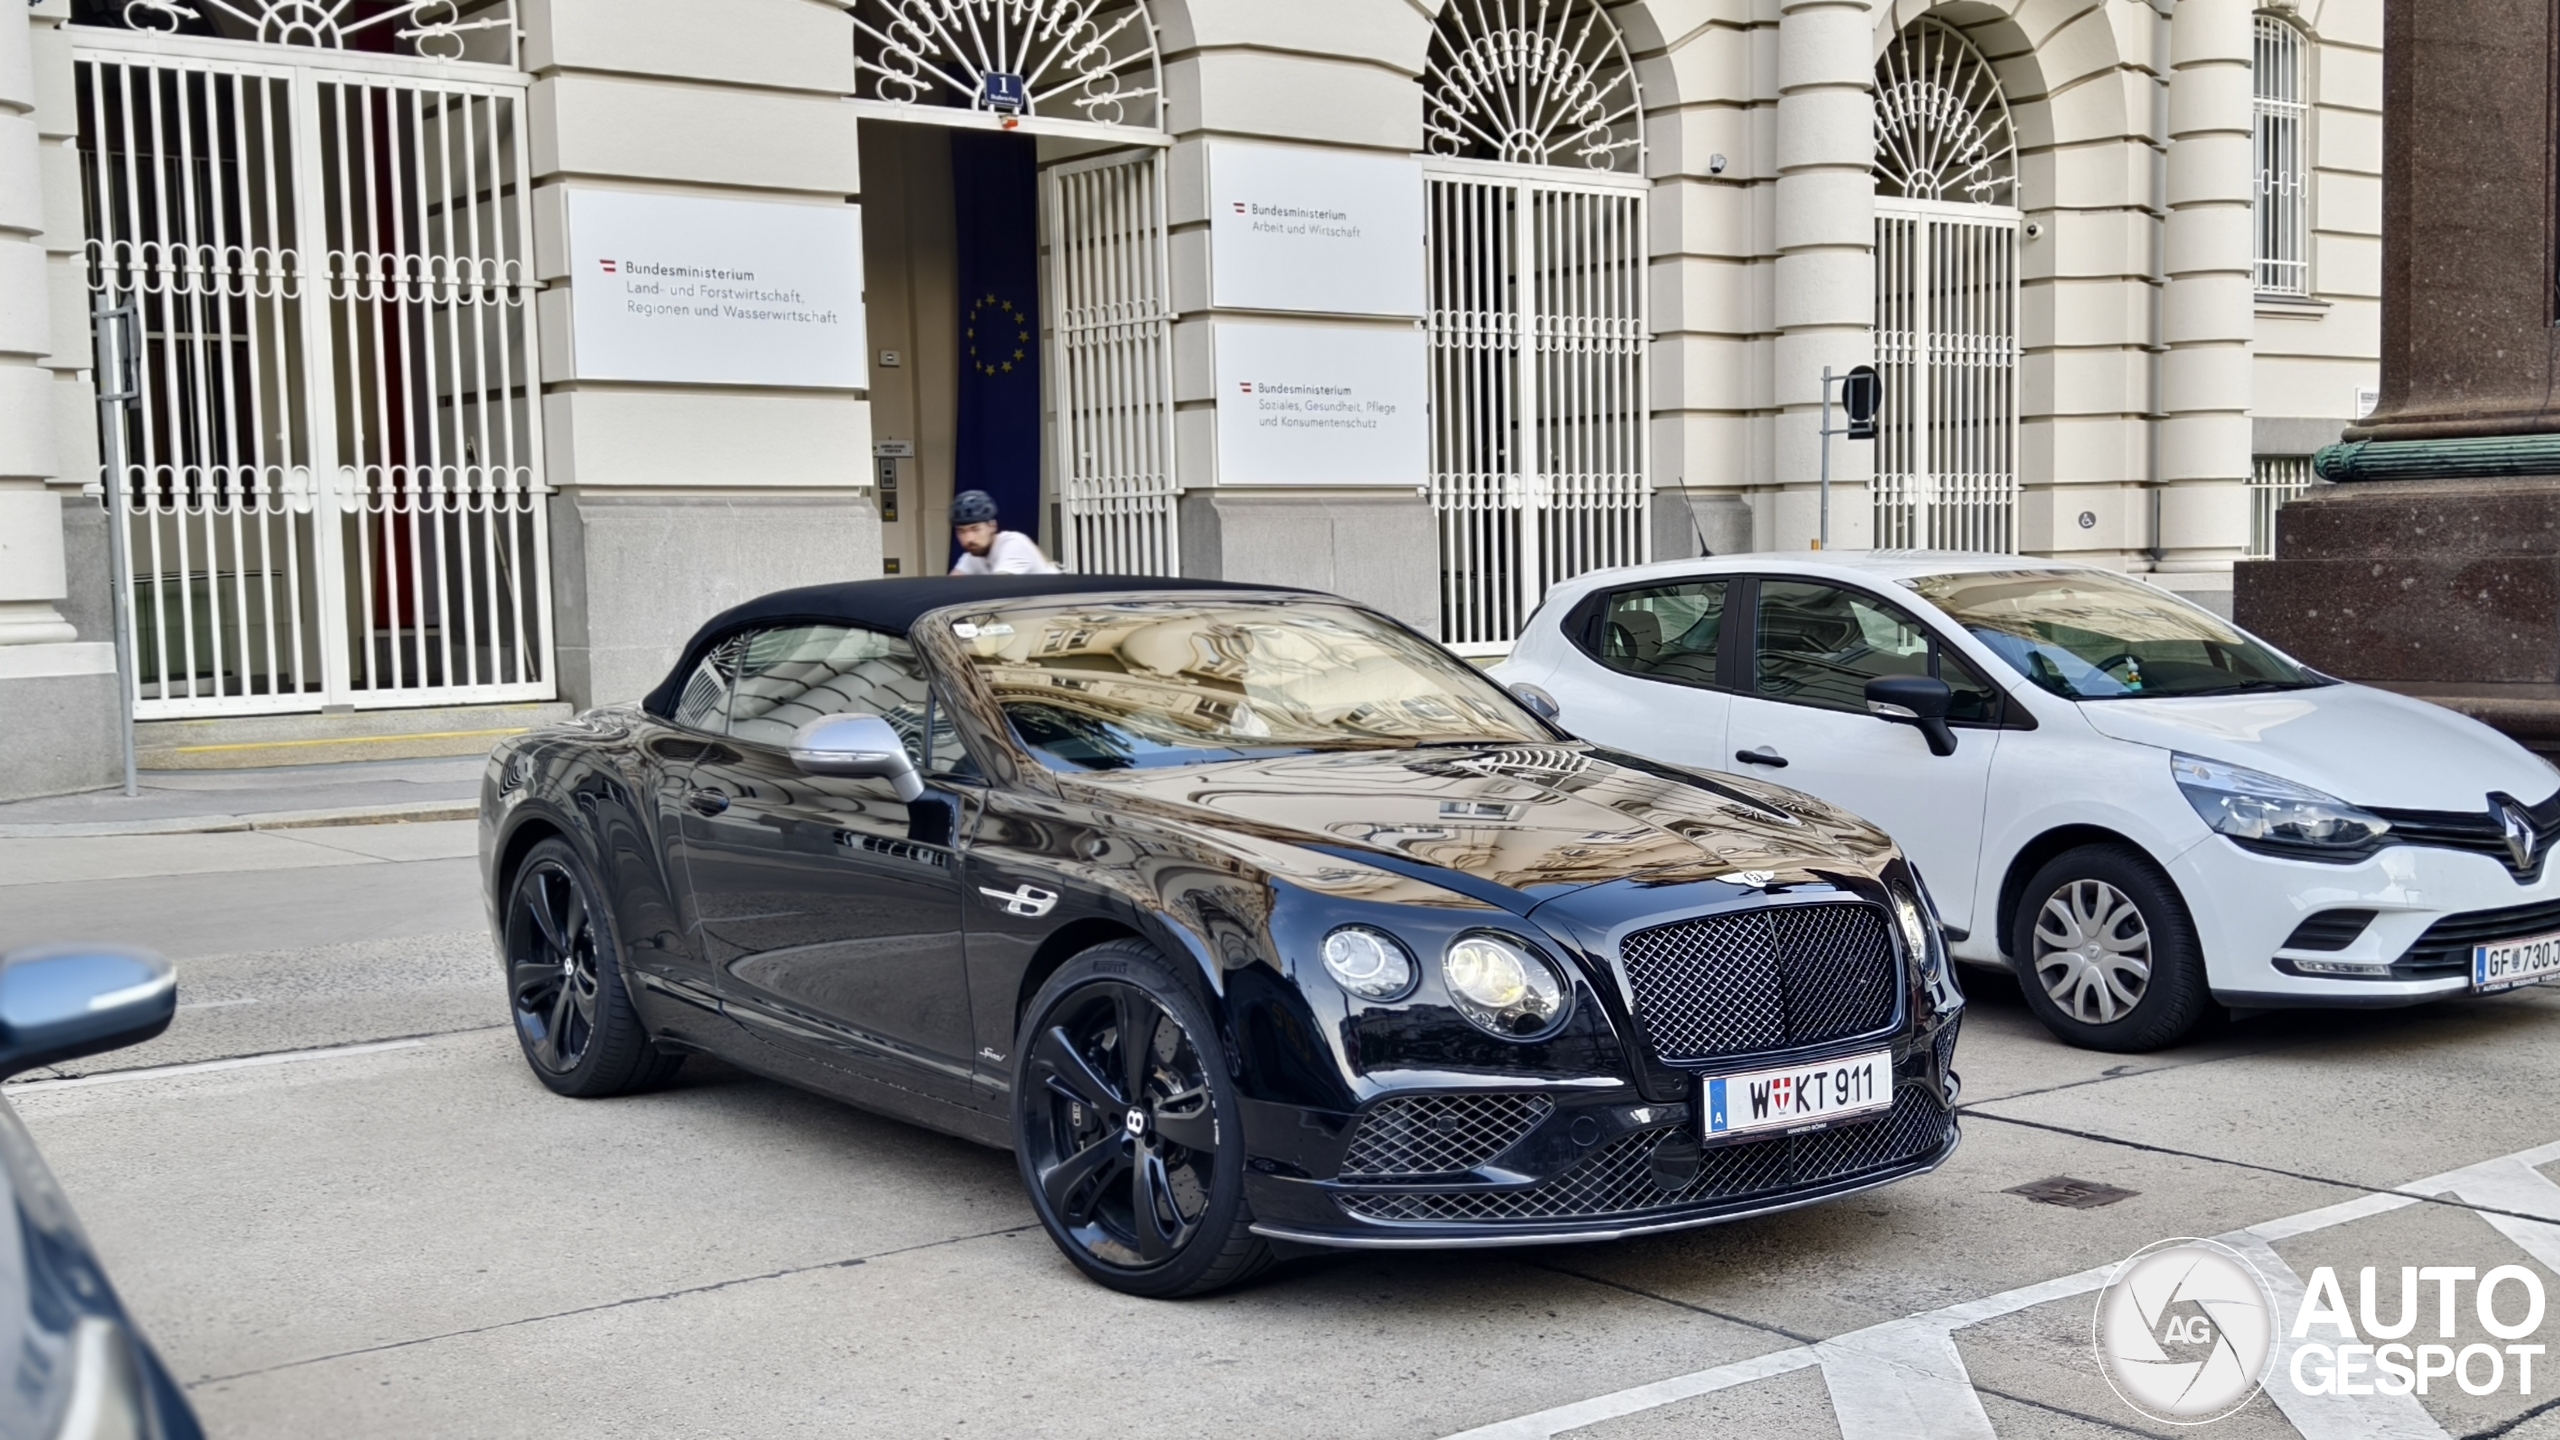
xmin=2172 ymin=753 xmax=2388 ymax=857
xmin=1321 ymin=926 xmax=1416 ymax=1000
xmin=1441 ymin=934 xmax=1569 ymax=1038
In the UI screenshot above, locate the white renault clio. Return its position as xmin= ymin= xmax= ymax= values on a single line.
xmin=1493 ymin=553 xmax=2560 ymax=1051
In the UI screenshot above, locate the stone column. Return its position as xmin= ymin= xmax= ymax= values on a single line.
xmin=0 ymin=1 xmax=72 ymax=647
xmin=2154 ymin=0 xmax=2255 ymax=592
xmin=1771 ymin=0 xmax=1875 ymax=550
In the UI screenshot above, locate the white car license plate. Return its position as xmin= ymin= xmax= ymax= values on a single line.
xmin=2474 ymin=928 xmax=2560 ymax=993
xmin=1699 ymin=1048 xmax=1893 ymax=1143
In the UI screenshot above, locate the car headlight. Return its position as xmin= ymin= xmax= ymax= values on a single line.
xmin=1890 ymin=885 xmax=1933 ymax=969
xmin=1321 ymin=926 xmax=1416 ymax=1000
xmin=2172 ymin=752 xmax=2388 ymax=856
xmin=1441 ymin=934 xmax=1568 ymax=1038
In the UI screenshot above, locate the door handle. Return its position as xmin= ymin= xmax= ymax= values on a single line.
xmin=686 ymin=787 xmax=730 ymax=816
xmin=1734 ymin=747 xmax=1788 ymax=769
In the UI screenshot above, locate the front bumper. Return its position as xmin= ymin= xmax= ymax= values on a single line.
xmin=2172 ymin=835 xmax=2560 ymax=1008
xmin=1237 ymin=1019 xmax=1960 ymax=1250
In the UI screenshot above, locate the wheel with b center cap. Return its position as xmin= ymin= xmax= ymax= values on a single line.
xmin=1013 ymin=941 xmax=1270 ymax=1298
xmin=2011 ymin=844 xmax=2208 ymax=1053
xmin=504 ymin=838 xmax=682 ymax=1098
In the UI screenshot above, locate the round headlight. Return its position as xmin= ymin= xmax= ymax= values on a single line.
xmin=1442 ymin=934 xmax=1568 ymax=1037
xmin=1321 ymin=927 xmax=1414 ymax=1000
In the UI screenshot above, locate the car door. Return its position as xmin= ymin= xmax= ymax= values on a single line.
xmin=673 ymin=623 xmax=982 ymax=1107
xmin=1720 ymin=577 xmax=2003 ymax=934
xmin=1540 ymin=577 xmax=1735 ymax=773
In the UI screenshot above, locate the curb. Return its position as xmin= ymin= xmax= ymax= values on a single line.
xmin=0 ymin=800 xmax=476 ymax=840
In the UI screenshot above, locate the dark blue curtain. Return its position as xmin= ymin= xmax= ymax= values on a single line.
xmin=950 ymin=130 xmax=1042 ymax=547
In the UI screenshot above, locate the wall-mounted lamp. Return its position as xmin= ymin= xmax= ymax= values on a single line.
xmin=1707 ymin=153 xmax=1728 ymax=176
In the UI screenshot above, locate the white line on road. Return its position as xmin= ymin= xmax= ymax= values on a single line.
xmin=176 ymin=997 xmax=260 ymax=1011
xmin=4 ymin=1036 xmax=432 ymax=1094
xmin=1438 ymin=1137 xmax=2560 ymax=1440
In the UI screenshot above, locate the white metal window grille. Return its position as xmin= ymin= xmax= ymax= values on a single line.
xmin=1874 ymin=20 xmax=2017 ymax=207
xmin=88 ymin=0 xmax=517 ymax=65
xmin=1422 ymin=0 xmax=1641 ymax=173
xmin=1872 ymin=21 xmax=2019 ymax=554
xmin=850 ymin=0 xmax=1161 ymax=129
xmin=2248 ymin=453 xmax=2315 ymax=558
xmin=1046 ymin=149 xmax=1177 ymax=577
xmin=1428 ymin=162 xmax=1649 ymax=652
xmin=2253 ymin=16 xmax=2310 ymax=296
xmin=75 ymin=32 xmax=550 ymax=718
xmin=1873 ymin=202 xmax=2020 ymax=553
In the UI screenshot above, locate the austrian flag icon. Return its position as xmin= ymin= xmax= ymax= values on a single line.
xmin=599 ymin=258 xmax=618 ymax=274
xmin=1238 ymin=382 xmax=1253 ymax=394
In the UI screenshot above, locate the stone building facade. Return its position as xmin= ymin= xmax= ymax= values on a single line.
xmin=0 ymin=0 xmax=2381 ymax=798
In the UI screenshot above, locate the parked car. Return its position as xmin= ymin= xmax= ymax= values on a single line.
xmin=1494 ymin=552 xmax=2560 ymax=1052
xmin=0 ymin=945 xmax=202 ymax=1439
xmin=479 ymin=575 xmax=1964 ymax=1297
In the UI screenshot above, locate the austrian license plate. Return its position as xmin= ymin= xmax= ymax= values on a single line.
xmin=2474 ymin=928 xmax=2560 ymax=993
xmin=1699 ymin=1048 xmax=1893 ymax=1145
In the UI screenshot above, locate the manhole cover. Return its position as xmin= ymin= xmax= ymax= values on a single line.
xmin=2006 ymin=1176 xmax=2138 ymax=1209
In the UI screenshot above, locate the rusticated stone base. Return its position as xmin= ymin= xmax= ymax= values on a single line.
xmin=2234 ymin=478 xmax=2560 ymax=752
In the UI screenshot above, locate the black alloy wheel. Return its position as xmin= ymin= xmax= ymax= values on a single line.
xmin=1014 ymin=941 xmax=1270 ymax=1298
xmin=2011 ymin=843 xmax=2210 ymax=1054
xmin=504 ymin=838 xmax=682 ymax=1098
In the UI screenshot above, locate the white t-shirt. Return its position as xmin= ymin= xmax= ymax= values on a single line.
xmin=951 ymin=530 xmax=1060 ymax=576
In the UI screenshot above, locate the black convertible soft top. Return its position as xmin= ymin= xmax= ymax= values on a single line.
xmin=639 ymin=573 xmax=1310 ymax=719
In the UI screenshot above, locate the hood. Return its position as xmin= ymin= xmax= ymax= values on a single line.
xmin=2071 ymin=682 xmax=2557 ymax=809
xmin=1068 ymin=744 xmax=1895 ymax=906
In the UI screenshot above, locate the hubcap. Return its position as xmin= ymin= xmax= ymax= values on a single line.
xmin=506 ymin=859 xmax=603 ymax=1074
xmin=2032 ymin=878 xmax=2152 ymax=1026
xmin=1022 ymin=981 xmax=1222 ymax=1271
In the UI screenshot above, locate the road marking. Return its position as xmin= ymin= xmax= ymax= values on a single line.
xmin=4 ymin=1036 xmax=431 ymax=1094
xmin=176 ymin=997 xmax=260 ymax=1011
xmin=1437 ymin=1137 xmax=2560 ymax=1440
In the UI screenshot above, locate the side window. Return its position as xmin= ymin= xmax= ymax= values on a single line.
xmin=1583 ymin=581 xmax=1728 ymax=688
xmin=671 ymin=636 xmax=742 ymax=733
xmin=1757 ymin=581 xmax=2004 ymax=724
xmin=724 ymin=625 xmax=975 ymax=776
xmin=1755 ymin=582 xmax=1933 ymax=712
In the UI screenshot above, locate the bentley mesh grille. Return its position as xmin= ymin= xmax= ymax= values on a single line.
xmin=1338 ymin=1094 xmax=1555 ymax=1179
xmin=1335 ymin=1085 xmax=1947 ymax=1224
xmin=1618 ymin=903 xmax=1899 ymax=1063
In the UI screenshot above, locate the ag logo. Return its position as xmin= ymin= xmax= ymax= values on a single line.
xmin=2092 ymin=1238 xmax=2275 ymax=1423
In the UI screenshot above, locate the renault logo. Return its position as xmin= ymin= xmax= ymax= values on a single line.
xmin=2494 ymin=793 xmax=2540 ymax=873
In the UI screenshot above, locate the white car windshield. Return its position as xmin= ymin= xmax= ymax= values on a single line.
xmin=1906 ymin=569 xmax=2323 ymax=701
xmin=948 ymin=598 xmax=1553 ymax=770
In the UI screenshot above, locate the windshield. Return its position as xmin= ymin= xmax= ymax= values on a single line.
xmin=1906 ymin=569 xmax=2322 ymax=701
xmin=948 ymin=599 xmax=1552 ymax=771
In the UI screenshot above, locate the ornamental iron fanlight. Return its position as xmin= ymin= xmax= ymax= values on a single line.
xmin=849 ymin=0 xmax=1162 ymax=130
xmin=1873 ymin=20 xmax=2017 ymax=207
xmin=82 ymin=0 xmax=516 ymax=64
xmin=1422 ymin=0 xmax=1642 ymax=172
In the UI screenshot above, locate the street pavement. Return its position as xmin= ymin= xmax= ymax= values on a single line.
xmin=7 ymin=819 xmax=2560 ymax=1438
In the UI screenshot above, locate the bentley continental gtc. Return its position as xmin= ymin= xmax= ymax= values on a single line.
xmin=478 ymin=576 xmax=1964 ymax=1296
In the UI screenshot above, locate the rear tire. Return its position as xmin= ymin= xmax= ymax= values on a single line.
xmin=504 ymin=838 xmax=683 ymax=1097
xmin=2011 ymin=844 xmax=2210 ymax=1053
xmin=1013 ymin=941 xmax=1272 ymax=1298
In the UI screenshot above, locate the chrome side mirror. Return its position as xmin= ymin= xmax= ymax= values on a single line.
xmin=0 ymin=946 xmax=176 ymax=1081
xmin=1864 ymin=676 xmax=1958 ymax=758
xmin=789 ymin=713 xmax=926 ymax=802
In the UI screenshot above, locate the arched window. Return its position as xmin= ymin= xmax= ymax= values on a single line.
xmin=849 ymin=0 xmax=1162 ymax=130
xmin=79 ymin=0 xmax=514 ymax=63
xmin=1874 ymin=19 xmax=2018 ymax=207
xmin=2253 ymin=15 xmax=2310 ymax=296
xmin=1422 ymin=0 xmax=1642 ymax=173
xmin=1419 ymin=0 xmax=1649 ymax=649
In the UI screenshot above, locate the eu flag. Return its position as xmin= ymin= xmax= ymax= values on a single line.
xmin=950 ymin=130 xmax=1042 ymax=549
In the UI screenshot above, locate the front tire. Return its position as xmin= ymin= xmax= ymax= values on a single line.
xmin=1013 ymin=941 xmax=1271 ymax=1298
xmin=2011 ymin=844 xmax=2210 ymax=1053
xmin=504 ymin=838 xmax=683 ymax=1097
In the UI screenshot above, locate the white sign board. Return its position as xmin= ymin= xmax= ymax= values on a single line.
xmin=1209 ymin=142 xmax=1423 ymax=317
xmin=566 ymin=189 xmax=866 ymax=388
xmin=1214 ymin=323 xmax=1427 ymax=486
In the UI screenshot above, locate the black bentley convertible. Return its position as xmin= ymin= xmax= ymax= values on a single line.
xmin=478 ymin=576 xmax=1963 ymax=1296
